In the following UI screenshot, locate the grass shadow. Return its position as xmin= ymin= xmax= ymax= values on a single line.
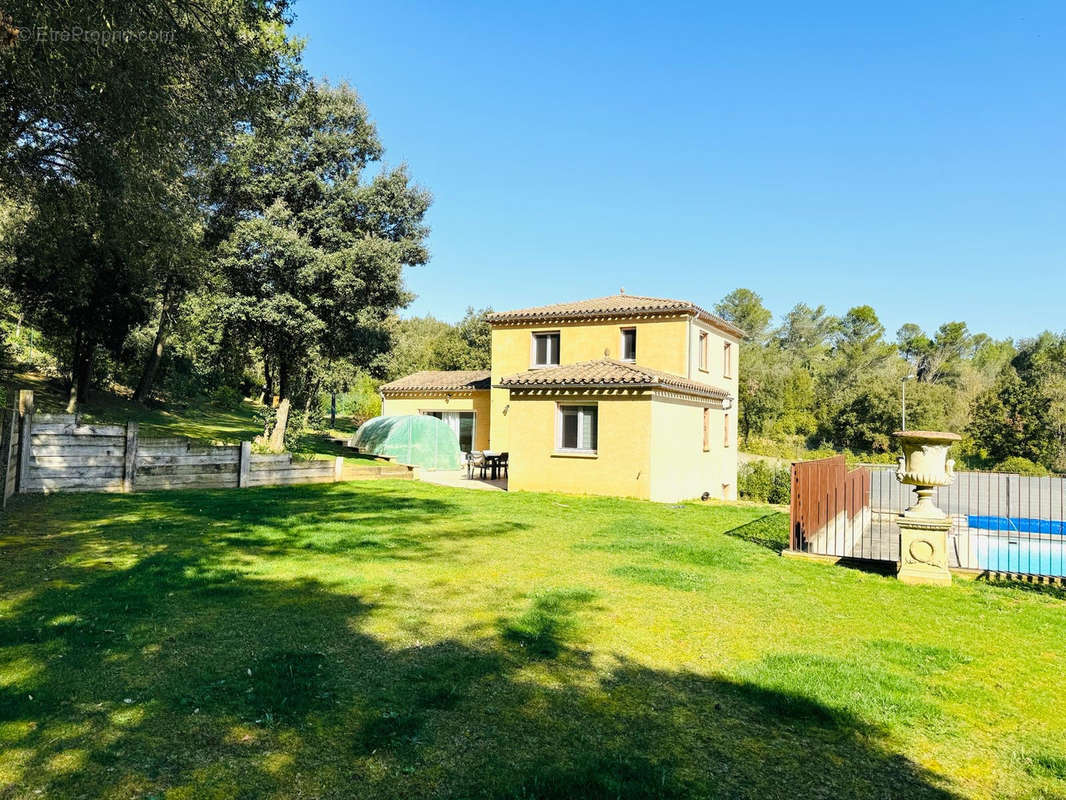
xmin=974 ymin=574 xmax=1066 ymax=601
xmin=0 ymin=485 xmax=960 ymax=798
xmin=500 ymin=588 xmax=598 ymax=660
xmin=724 ymin=512 xmax=789 ymax=553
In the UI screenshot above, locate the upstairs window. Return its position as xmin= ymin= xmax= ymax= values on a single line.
xmin=698 ymin=332 xmax=709 ymax=371
xmin=621 ymin=328 xmax=637 ymax=361
xmin=723 ymin=341 xmax=733 ymax=378
xmin=532 ymin=332 xmax=560 ymax=367
xmin=558 ymin=405 xmax=598 ymax=452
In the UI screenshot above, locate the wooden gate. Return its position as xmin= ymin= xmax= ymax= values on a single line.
xmin=790 ymin=456 xmax=872 ymax=555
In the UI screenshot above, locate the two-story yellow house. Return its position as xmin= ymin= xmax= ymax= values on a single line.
xmin=380 ymin=293 xmax=741 ymax=502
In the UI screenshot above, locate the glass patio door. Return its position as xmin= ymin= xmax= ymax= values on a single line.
xmin=424 ymin=411 xmax=475 ymax=453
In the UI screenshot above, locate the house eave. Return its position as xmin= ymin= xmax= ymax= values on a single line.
xmin=495 ymin=381 xmax=731 ymax=403
xmin=380 ymin=387 xmax=490 ymax=397
xmin=487 ymin=308 xmax=745 ymax=339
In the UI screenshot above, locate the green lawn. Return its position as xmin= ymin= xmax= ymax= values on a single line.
xmin=1 ymin=483 xmax=1064 ymax=799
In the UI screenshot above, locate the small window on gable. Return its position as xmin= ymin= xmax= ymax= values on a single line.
xmin=621 ymin=328 xmax=637 ymax=362
xmin=702 ymin=407 xmax=710 ymax=452
xmin=698 ymin=331 xmax=709 ymax=371
xmin=723 ymin=341 xmax=733 ymax=378
xmin=558 ymin=405 xmax=598 ymax=452
xmin=532 ymin=332 xmax=560 ymax=367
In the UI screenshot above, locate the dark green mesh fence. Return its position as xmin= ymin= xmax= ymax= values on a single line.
xmin=350 ymin=415 xmax=461 ymax=470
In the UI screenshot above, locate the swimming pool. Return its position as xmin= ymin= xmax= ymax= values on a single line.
xmin=968 ymin=515 xmax=1066 ymax=536
xmin=966 ymin=517 xmax=1066 ymax=576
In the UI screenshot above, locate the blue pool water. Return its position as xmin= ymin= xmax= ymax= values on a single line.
xmin=967 ymin=517 xmax=1066 ymax=576
xmin=968 ymin=515 xmax=1066 ymax=535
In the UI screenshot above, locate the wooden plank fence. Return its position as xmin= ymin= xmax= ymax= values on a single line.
xmin=0 ymin=390 xmax=402 ymax=502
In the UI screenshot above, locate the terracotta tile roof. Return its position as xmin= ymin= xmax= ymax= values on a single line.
xmin=486 ymin=293 xmax=745 ymax=337
xmin=496 ymin=359 xmax=731 ymax=401
xmin=379 ymin=370 xmax=491 ymax=394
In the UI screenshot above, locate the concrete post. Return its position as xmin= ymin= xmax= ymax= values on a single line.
xmin=238 ymin=441 xmax=251 ymax=488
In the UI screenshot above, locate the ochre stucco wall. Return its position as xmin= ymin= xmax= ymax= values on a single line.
xmin=489 ymin=316 xmax=690 ymax=451
xmin=380 ymin=392 xmax=491 ymax=451
xmin=648 ymin=395 xmax=737 ymax=502
xmin=686 ymin=318 xmax=740 ymax=393
xmin=504 ymin=391 xmax=653 ymax=500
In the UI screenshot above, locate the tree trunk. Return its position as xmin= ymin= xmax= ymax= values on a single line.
xmin=134 ymin=293 xmax=172 ymax=404
xmin=268 ymin=397 xmax=290 ymax=452
xmin=277 ymin=361 xmax=290 ymax=407
xmin=330 ymin=392 xmax=337 ymax=428
xmin=303 ymin=375 xmax=321 ymax=415
xmin=74 ymin=340 xmax=94 ymax=405
xmin=267 ymin=361 xmax=292 ymax=451
xmin=66 ymin=328 xmax=83 ymax=413
xmin=261 ymin=355 xmax=273 ymax=405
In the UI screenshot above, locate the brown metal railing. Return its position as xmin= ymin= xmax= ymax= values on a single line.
xmin=791 ymin=459 xmax=1066 ymax=579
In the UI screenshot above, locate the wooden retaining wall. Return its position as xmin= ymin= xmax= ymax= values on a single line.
xmin=1 ymin=390 xmax=384 ymax=500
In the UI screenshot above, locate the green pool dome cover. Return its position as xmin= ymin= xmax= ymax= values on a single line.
xmin=350 ymin=415 xmax=461 ymax=470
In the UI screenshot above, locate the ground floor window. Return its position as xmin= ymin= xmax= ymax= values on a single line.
xmin=558 ymin=405 xmax=598 ymax=452
xmin=424 ymin=411 xmax=475 ymax=453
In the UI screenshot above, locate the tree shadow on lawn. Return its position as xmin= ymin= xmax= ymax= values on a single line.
xmin=1 ymin=482 xmax=529 ymax=569
xmin=723 ymin=512 xmax=790 ymax=554
xmin=0 ymin=491 xmax=957 ymax=799
xmin=974 ymin=575 xmax=1066 ymax=602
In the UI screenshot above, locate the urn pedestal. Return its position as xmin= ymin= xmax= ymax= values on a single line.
xmin=893 ymin=430 xmax=961 ymax=586
xmin=897 ymin=516 xmax=953 ymax=586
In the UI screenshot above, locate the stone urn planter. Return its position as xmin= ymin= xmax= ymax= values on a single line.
xmin=893 ymin=430 xmax=961 ymax=586
xmin=894 ymin=430 xmax=961 ymax=518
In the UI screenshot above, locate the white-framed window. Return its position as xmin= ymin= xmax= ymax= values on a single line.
xmin=557 ymin=404 xmax=598 ymax=452
xmin=532 ymin=331 xmax=560 ymax=367
xmin=620 ymin=327 xmax=637 ymax=362
xmin=698 ymin=331 xmax=709 ymax=372
xmin=723 ymin=341 xmax=733 ymax=378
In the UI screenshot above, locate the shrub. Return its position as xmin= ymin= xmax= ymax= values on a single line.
xmin=320 ymin=374 xmax=382 ymax=425
xmin=738 ymin=461 xmax=791 ymax=504
xmin=0 ymin=340 xmax=14 ymax=382
xmin=283 ymin=409 xmax=310 ymax=453
xmin=209 ymin=385 xmax=242 ymax=408
xmin=739 ymin=461 xmax=772 ymax=501
xmin=992 ymin=456 xmax=1049 ymax=476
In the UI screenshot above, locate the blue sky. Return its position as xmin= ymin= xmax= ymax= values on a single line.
xmin=291 ymin=1 xmax=1065 ymax=340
